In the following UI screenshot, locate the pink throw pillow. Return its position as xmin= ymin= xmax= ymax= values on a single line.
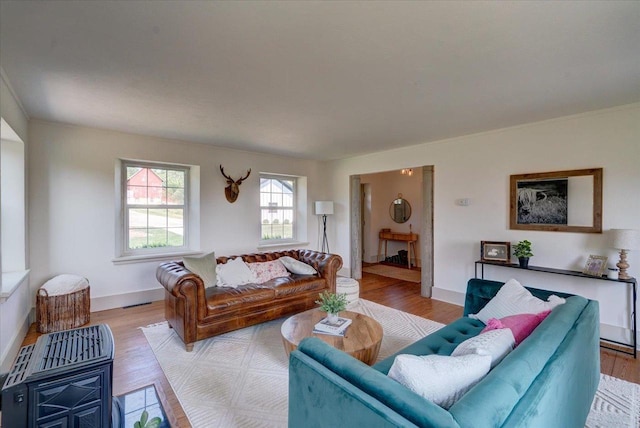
xmin=481 ymin=310 xmax=551 ymax=346
xmin=247 ymin=260 xmax=290 ymax=283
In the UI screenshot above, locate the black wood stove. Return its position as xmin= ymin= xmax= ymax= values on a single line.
xmin=2 ymin=324 xmax=114 ymax=428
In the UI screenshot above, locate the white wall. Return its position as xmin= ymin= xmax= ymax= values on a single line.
xmin=327 ymin=104 xmax=640 ymax=347
xmin=0 ymin=72 xmax=30 ymax=372
xmin=360 ymin=170 xmax=422 ymax=264
xmin=1 ymin=138 xmax=26 ymax=272
xmin=28 ymin=120 xmax=326 ymax=311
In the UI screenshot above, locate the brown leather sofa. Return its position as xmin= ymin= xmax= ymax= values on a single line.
xmin=156 ymin=249 xmax=343 ymax=351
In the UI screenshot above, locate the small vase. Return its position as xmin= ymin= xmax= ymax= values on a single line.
xmin=327 ymin=313 xmax=339 ymax=323
xmin=518 ymin=257 xmax=530 ymax=268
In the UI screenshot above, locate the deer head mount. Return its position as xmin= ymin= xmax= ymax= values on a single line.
xmin=220 ymin=165 xmax=251 ymax=203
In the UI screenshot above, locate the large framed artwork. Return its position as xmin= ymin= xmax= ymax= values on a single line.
xmin=509 ymin=168 xmax=603 ymax=233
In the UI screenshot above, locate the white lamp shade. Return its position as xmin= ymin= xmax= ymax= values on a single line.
xmin=315 ymin=201 xmax=334 ymax=215
xmin=610 ymin=229 xmax=640 ymax=251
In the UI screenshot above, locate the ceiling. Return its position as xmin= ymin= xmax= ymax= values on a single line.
xmin=1 ymin=1 xmax=638 ymax=160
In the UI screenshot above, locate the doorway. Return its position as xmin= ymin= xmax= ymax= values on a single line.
xmin=350 ymin=166 xmax=434 ymax=297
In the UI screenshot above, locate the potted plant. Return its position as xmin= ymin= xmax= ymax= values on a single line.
xmin=315 ymin=291 xmax=348 ymax=322
xmin=134 ymin=410 xmax=161 ymax=428
xmin=513 ymin=239 xmax=533 ymax=268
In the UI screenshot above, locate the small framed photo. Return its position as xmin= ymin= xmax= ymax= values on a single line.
xmin=481 ymin=241 xmax=511 ymax=263
xmin=583 ymin=255 xmax=608 ymax=277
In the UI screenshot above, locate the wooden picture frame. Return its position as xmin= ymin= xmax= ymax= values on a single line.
xmin=583 ymin=255 xmax=608 ymax=277
xmin=509 ymin=168 xmax=603 ymax=233
xmin=481 ymin=241 xmax=511 ymax=263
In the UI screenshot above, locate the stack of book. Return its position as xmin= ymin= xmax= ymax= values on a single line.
xmin=313 ymin=316 xmax=352 ymax=336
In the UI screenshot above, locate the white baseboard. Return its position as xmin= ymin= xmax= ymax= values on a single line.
xmin=91 ymin=287 xmax=165 ymax=312
xmin=431 ymin=287 xmax=465 ymax=307
xmin=1 ymin=311 xmax=31 ymax=373
xmin=600 ymin=323 xmax=636 ymax=350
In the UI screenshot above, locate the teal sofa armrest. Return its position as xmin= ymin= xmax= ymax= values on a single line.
xmin=450 ymin=296 xmax=599 ymax=428
xmin=290 ymin=337 xmax=460 ymax=428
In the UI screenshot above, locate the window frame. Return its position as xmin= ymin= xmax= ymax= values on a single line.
xmin=259 ymin=173 xmax=297 ymax=245
xmin=120 ymin=160 xmax=190 ymax=257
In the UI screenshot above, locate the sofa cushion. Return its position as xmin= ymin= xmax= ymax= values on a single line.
xmin=469 ymin=278 xmax=565 ymax=323
xmin=388 ymin=353 xmax=492 ymax=409
xmin=216 ymin=257 xmax=257 ymax=288
xmin=451 ymin=328 xmax=515 ymax=368
xmin=183 ymin=251 xmax=217 ymax=288
xmin=280 ymin=256 xmax=318 ymax=275
xmin=262 ymin=275 xmax=327 ymax=298
xmin=481 ymin=311 xmax=551 ymax=345
xmin=205 ymin=284 xmax=275 ymax=314
xmin=247 ymin=259 xmax=290 ymax=283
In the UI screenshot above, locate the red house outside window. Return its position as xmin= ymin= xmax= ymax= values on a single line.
xmin=125 ymin=165 xmax=187 ymax=250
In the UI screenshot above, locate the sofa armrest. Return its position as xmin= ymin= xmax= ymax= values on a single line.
xmin=296 ymin=250 xmax=343 ymax=293
xmin=156 ymin=261 xmax=204 ymax=295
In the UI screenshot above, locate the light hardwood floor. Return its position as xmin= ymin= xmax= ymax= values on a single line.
xmin=20 ymin=272 xmax=639 ymax=427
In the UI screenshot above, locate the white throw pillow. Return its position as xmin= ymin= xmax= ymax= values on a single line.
xmin=215 ymin=258 xmax=256 ymax=288
xmin=469 ymin=278 xmax=565 ymax=324
xmin=451 ymin=329 xmax=515 ymax=369
xmin=279 ymin=256 xmax=318 ymax=275
xmin=388 ymin=354 xmax=491 ymax=409
xmin=183 ymin=252 xmax=217 ymax=288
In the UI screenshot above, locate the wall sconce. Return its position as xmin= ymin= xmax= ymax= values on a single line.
xmin=401 ymin=168 xmax=413 ymax=176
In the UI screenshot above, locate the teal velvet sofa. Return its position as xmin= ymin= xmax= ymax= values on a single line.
xmin=288 ymin=278 xmax=600 ymax=428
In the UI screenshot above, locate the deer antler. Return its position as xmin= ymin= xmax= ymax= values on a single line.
xmin=219 ymin=166 xmax=252 ymax=203
xmin=237 ymin=169 xmax=251 ymax=184
xmin=220 ymin=165 xmax=233 ymax=182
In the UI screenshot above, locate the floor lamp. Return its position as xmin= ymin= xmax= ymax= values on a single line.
xmin=315 ymin=201 xmax=334 ymax=253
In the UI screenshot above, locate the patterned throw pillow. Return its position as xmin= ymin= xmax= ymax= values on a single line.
xmin=247 ymin=260 xmax=290 ymax=283
xmin=451 ymin=328 xmax=515 ymax=368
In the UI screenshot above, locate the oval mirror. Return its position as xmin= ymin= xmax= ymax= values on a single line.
xmin=390 ymin=197 xmax=411 ymax=223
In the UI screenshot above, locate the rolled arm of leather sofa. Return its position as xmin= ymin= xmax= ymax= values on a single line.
xmin=156 ymin=261 xmax=204 ymax=296
xmin=296 ymin=250 xmax=343 ymax=293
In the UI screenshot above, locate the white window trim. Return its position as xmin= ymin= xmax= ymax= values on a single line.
xmin=114 ymin=159 xmax=200 ymax=263
xmin=259 ymin=173 xmax=299 ymax=246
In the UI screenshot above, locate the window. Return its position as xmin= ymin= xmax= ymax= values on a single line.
xmin=260 ymin=174 xmax=296 ymax=242
xmin=122 ymin=161 xmax=188 ymax=254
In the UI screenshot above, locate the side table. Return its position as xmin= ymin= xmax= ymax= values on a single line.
xmin=281 ymin=309 xmax=383 ymax=365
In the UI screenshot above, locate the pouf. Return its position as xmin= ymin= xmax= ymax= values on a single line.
xmin=336 ymin=277 xmax=360 ymax=307
xmin=37 ymin=274 xmax=90 ymax=333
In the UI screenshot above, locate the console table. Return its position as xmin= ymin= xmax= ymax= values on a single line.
xmin=377 ymin=230 xmax=418 ymax=269
xmin=475 ymin=260 xmax=637 ymax=358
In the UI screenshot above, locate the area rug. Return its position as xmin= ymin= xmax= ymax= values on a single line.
xmin=141 ymin=300 xmax=639 ymax=428
xmin=362 ymin=264 xmax=421 ymax=283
